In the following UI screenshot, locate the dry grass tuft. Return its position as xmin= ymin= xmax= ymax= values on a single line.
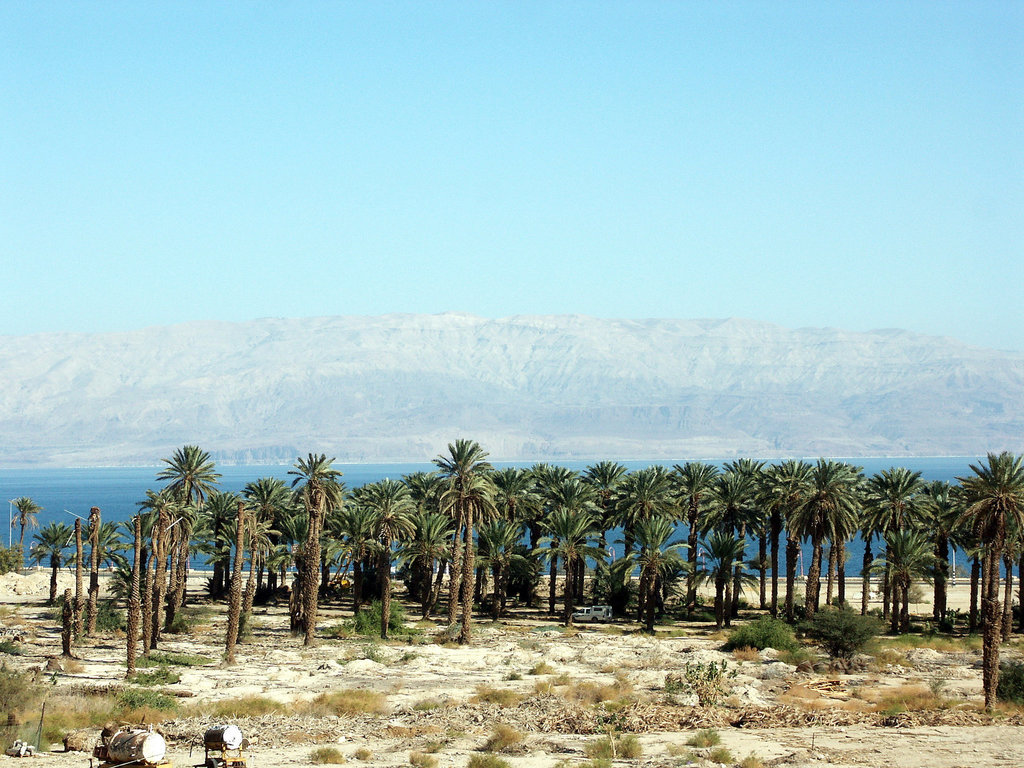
xmin=353 ymin=749 xmax=373 ymax=761
xmin=528 ymin=661 xmax=554 ymax=675
xmin=737 ymin=754 xmax=765 ymax=768
xmin=585 ymin=734 xmax=641 ymax=760
xmin=467 ymin=755 xmax=510 ymax=768
xmin=707 ymin=746 xmax=733 ymax=764
xmin=193 ymin=696 xmax=287 ymax=718
xmin=310 ymin=747 xmax=346 ymax=764
xmin=300 ymin=689 xmax=387 ymax=716
xmin=408 ymin=752 xmax=437 ymax=768
xmin=685 ymin=729 xmax=720 ymax=748
xmin=482 ymin=724 xmax=523 ymax=753
xmin=472 ymin=686 xmax=522 ymax=706
xmin=731 ymin=646 xmax=760 ymax=662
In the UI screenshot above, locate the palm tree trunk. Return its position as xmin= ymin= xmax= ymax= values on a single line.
xmin=724 ymin=576 xmax=733 ymax=628
xmin=882 ymin=548 xmax=891 ymax=622
xmin=380 ymin=545 xmax=392 ymax=640
xmin=225 ymin=502 xmax=246 ymax=664
xmin=785 ymin=534 xmax=798 ymax=622
xmin=644 ymin=572 xmax=657 ymax=633
xmin=74 ymin=519 xmax=84 ymax=637
xmin=981 ymin=547 xmax=1002 ymax=709
xmin=686 ymin=503 xmax=700 ymax=612
xmin=714 ymin=571 xmax=726 ymax=628
xmin=969 ymin=556 xmax=980 ymax=633
xmin=352 ymin=558 xmax=364 ymax=615
xmin=861 ymin=536 xmax=872 ymax=616
xmin=61 ymin=588 xmax=74 ymax=658
xmin=424 ymin=557 xmax=445 ymax=620
xmin=826 ymin=540 xmax=837 ymax=605
xmin=87 ymin=507 xmax=100 ymax=636
xmin=126 ymin=515 xmax=142 ymax=676
xmin=1019 ymin=553 xmax=1024 ymax=635
xmin=769 ymin=510 xmax=781 ymax=617
xmin=758 ymin=531 xmax=768 ymax=610
xmin=890 ymin=581 xmax=902 ymax=634
xmin=837 ymin=542 xmax=847 ymax=607
xmin=900 ymin=577 xmax=910 ymax=633
xmin=1002 ymin=554 xmax=1013 ymax=641
xmin=242 ymin=552 xmax=258 ymax=625
xmin=19 ymin=523 xmax=25 ymax=570
xmin=804 ymin=538 xmax=823 ymax=619
xmin=447 ymin=525 xmax=463 ymax=626
xmin=934 ymin=535 xmax=948 ymax=623
xmin=547 ymin=546 xmax=558 ymax=616
xmin=302 ymin=503 xmax=323 ymax=646
xmin=151 ymin=511 xmax=168 ymax=648
xmin=141 ymin=543 xmax=153 ymax=654
xmin=458 ymin=506 xmax=475 ymax=644
xmin=563 ymin=557 xmax=575 ymax=627
xmin=48 ymin=555 xmax=59 ymax=606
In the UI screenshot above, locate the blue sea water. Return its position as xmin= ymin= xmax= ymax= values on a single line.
xmin=0 ymin=457 xmax=983 ymax=577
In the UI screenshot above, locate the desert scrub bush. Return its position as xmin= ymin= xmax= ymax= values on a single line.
xmin=997 ymin=660 xmax=1024 ymax=705
xmin=869 ymin=647 xmax=909 ymax=670
xmin=723 ymin=616 xmax=798 ymax=652
xmin=585 ymin=734 xmax=641 ymax=760
xmin=731 ymin=646 xmax=760 ymax=662
xmin=409 ymin=752 xmax=437 ymax=768
xmin=503 ymin=671 xmax=522 ymax=681
xmin=413 ymin=698 xmax=443 ymax=711
xmin=472 ymin=686 xmax=522 ymax=706
xmin=0 ymin=640 xmax=23 ymax=655
xmin=707 ymin=747 xmax=733 ymax=764
xmin=0 ymin=547 xmax=20 ymax=575
xmin=311 ymin=747 xmax=346 ymax=764
xmin=482 ymin=724 xmax=523 ymax=753
xmin=778 ymin=646 xmax=816 ymax=667
xmin=562 ymin=673 xmax=633 ymax=706
xmin=801 ymin=608 xmax=880 ymax=660
xmin=350 ymin=601 xmax=413 ymax=637
xmin=467 ymin=755 xmax=510 ymax=768
xmin=167 ymin=605 xmax=213 ymax=635
xmin=129 ymin=666 xmax=180 ymax=686
xmin=737 ymin=755 xmax=765 ymax=768
xmin=300 ymin=689 xmax=386 ymax=716
xmin=194 ymin=696 xmax=287 ymax=718
xmin=135 ymin=650 xmax=211 ymax=667
xmin=873 ymin=684 xmax=950 ymax=715
xmin=528 ymin=661 xmax=554 ymax=675
xmin=664 ymin=661 xmax=736 ymax=706
xmin=117 ymin=688 xmax=177 ymax=714
xmin=685 ymin=729 xmax=720 ymax=748
xmin=38 ymin=692 xmax=118 ymax=744
xmin=353 ymin=749 xmax=372 ymax=761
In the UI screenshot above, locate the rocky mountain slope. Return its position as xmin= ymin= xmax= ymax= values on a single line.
xmin=0 ymin=313 xmax=1021 ymax=466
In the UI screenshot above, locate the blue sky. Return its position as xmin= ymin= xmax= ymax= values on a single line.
xmin=2 ymin=2 xmax=1021 ymax=349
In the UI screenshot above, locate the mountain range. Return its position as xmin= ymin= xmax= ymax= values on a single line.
xmin=0 ymin=313 xmax=1021 ymax=467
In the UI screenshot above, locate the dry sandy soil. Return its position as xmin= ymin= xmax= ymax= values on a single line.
xmin=0 ymin=570 xmax=1021 ymax=768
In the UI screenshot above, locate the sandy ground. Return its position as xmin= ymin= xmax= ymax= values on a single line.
xmin=0 ymin=569 xmax=1020 ymax=768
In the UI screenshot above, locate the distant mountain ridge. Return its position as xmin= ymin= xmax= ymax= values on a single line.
xmin=0 ymin=313 xmax=1021 ymax=467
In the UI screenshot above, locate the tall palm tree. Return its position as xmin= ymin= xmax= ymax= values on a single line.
xmin=672 ymin=461 xmax=719 ymax=613
xmin=11 ymin=497 xmax=41 ymax=568
xmin=625 ymin=516 xmax=687 ymax=632
xmin=476 ymin=519 xmax=526 ymax=619
xmin=402 ymin=471 xmax=444 ymax=603
xmin=617 ymin=466 xmax=674 ymax=561
xmin=156 ymin=446 xmax=220 ymax=622
xmin=31 ymin=522 xmax=72 ymax=604
xmin=243 ymin=477 xmax=294 ymax=592
xmin=959 ymin=452 xmax=1024 ymax=708
xmin=536 ymin=509 xmax=603 ymax=626
xmin=865 ymin=467 xmax=925 ymax=622
xmin=919 ymin=480 xmax=961 ymax=625
xmin=705 ymin=470 xmax=758 ymax=619
xmin=583 ymin=461 xmax=628 ymax=554
xmin=198 ymin=491 xmax=242 ymax=597
xmin=289 ymin=453 xmax=344 ymax=646
xmin=790 ymin=460 xmax=862 ymax=619
xmin=361 ymin=479 xmax=416 ymax=639
xmin=759 ymin=460 xmax=812 ymax=618
xmin=397 ymin=510 xmax=454 ymax=619
xmin=328 ymin=505 xmax=375 ymax=614
xmin=434 ymin=439 xmax=496 ymax=644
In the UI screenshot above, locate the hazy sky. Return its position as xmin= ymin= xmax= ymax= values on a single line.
xmin=3 ymin=2 xmax=1021 ymax=349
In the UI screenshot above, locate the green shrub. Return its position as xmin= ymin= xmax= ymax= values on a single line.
xmin=997 ymin=660 xmax=1024 ymax=705
xmin=351 ymin=601 xmax=410 ymax=636
xmin=801 ymin=608 xmax=880 ymax=660
xmin=0 ymin=664 xmax=39 ymax=715
xmin=95 ymin=600 xmax=127 ymax=632
xmin=724 ymin=617 xmax=798 ymax=652
xmin=0 ymin=548 xmax=20 ymax=576
xmin=129 ymin=666 xmax=180 ymax=686
xmin=136 ymin=651 xmax=211 ymax=667
xmin=707 ymin=747 xmax=733 ymax=765
xmin=664 ymin=661 xmax=736 ymax=706
xmin=467 ymin=755 xmax=510 ymax=768
xmin=0 ymin=640 xmax=23 ymax=656
xmin=117 ymin=688 xmax=177 ymax=713
xmin=686 ymin=729 xmax=720 ymax=748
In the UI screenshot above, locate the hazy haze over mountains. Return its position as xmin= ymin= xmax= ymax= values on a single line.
xmin=1 ymin=313 xmax=1021 ymax=467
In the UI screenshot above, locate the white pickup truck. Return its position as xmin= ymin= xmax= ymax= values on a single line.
xmin=571 ymin=605 xmax=613 ymax=622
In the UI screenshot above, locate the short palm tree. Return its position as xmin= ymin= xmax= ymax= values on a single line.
xmin=672 ymin=461 xmax=719 ymax=613
xmin=865 ymin=467 xmax=925 ymax=621
xmin=476 ymin=518 xmax=526 ymax=619
xmin=32 ymin=522 xmax=72 ymax=604
xmin=11 ymin=497 xmax=41 ymax=568
xmin=759 ymin=460 xmax=812 ymax=618
xmin=397 ymin=510 xmax=453 ymax=619
xmin=882 ymin=530 xmax=936 ymax=633
xmin=958 ymin=452 xmax=1024 ymax=709
xmin=700 ymin=530 xmax=749 ymax=628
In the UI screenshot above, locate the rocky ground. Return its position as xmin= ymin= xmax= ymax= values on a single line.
xmin=0 ymin=570 xmax=1021 ymax=768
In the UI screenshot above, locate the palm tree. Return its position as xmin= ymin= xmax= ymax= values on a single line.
xmin=883 ymin=530 xmax=936 ymax=634
xmin=790 ymin=460 xmax=862 ymax=619
xmin=865 ymin=467 xmax=925 ymax=622
xmin=536 ymin=509 xmax=603 ymax=626
xmin=31 ymin=522 xmax=72 ymax=604
xmin=225 ymin=501 xmax=246 ymax=664
xmin=198 ymin=491 xmax=242 ymax=597
xmin=402 ymin=471 xmax=443 ymax=603
xmin=701 ymin=530 xmax=748 ymax=628
xmin=11 ymin=497 xmax=41 ymax=568
xmin=434 ymin=439 xmax=496 ymax=644
xmin=583 ymin=461 xmax=628 ymax=555
xmin=617 ymin=466 xmax=674 ymax=561
xmin=476 ymin=519 xmax=526 ymax=619
xmin=289 ymin=453 xmax=344 ymax=646
xmin=705 ymin=470 xmax=758 ymax=620
xmin=137 ymin=488 xmax=178 ymax=649
xmin=397 ymin=510 xmax=454 ymax=619
xmin=759 ymin=460 xmax=812 ymax=618
xmin=958 ymin=452 xmax=1024 ymax=708
xmin=328 ymin=505 xmax=375 ymax=614
xmin=625 ymin=516 xmax=687 ymax=632
xmin=919 ymin=480 xmax=961 ymax=625
xmin=361 ymin=479 xmax=416 ymax=639
xmin=672 ymin=462 xmax=720 ymax=614
xmin=156 ymin=446 xmax=220 ymax=622
xmin=243 ymin=477 xmax=294 ymax=592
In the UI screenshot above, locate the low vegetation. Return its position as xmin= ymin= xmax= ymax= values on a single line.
xmin=802 ymin=608 xmax=881 ymax=660
xmin=310 ymin=747 xmax=346 ymax=764
xmin=482 ymin=724 xmax=523 ymax=753
xmin=724 ymin=616 xmax=798 ymax=652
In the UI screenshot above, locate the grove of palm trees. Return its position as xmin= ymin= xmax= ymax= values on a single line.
xmin=1 ymin=443 xmax=1023 ymax=768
